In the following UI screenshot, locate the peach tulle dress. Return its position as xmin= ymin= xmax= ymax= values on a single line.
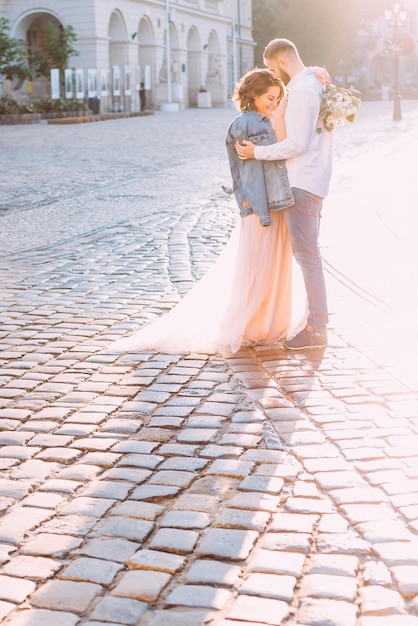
xmin=111 ymin=210 xmax=305 ymax=356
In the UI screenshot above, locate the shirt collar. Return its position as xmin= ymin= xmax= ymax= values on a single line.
xmin=287 ymin=67 xmax=311 ymax=89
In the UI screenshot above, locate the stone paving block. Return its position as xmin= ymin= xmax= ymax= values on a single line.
xmin=110 ymin=500 xmax=164 ymax=520
xmin=60 ymin=496 xmax=115 ymax=517
xmin=30 ymin=579 xmax=102 ymax=613
xmin=316 ymin=532 xmax=371 ymax=556
xmin=97 ymin=516 xmax=154 ymax=542
xmin=177 ymin=428 xmax=218 ymax=443
xmin=331 ymin=486 xmax=391 ymax=505
xmin=0 ymin=431 xmax=34 ymax=445
xmin=149 ymin=416 xmax=184 ymax=428
xmin=391 ymin=566 xmax=418 ymax=596
xmin=262 ymin=532 xmax=312 ymax=553
xmin=158 ymin=456 xmax=208 ymax=472
xmin=227 ymin=492 xmax=281 ymax=512
xmin=99 ymin=467 xmax=152 ymax=483
xmin=363 ymin=561 xmax=392 ymax=586
xmin=231 ymin=410 xmax=265 ymax=424
xmin=81 ymin=479 xmax=133 ymax=500
xmin=360 ymin=585 xmax=406 ymax=614
xmin=356 ymin=520 xmax=414 ymax=543
xmin=254 ymin=462 xmax=302 ymax=483
xmin=188 ymin=475 xmax=237 ymax=498
xmin=70 ymin=437 xmax=120 ymax=451
xmin=0 ymin=543 xmax=16 ymax=566
xmin=306 ymin=554 xmax=359 ymax=576
xmin=10 ymin=459 xmax=60 ymax=481
xmin=29 ymin=433 xmax=75 ymax=448
xmin=127 ymin=548 xmax=185 ymax=574
xmin=0 ymin=507 xmax=53 ymax=544
xmin=148 ymin=469 xmax=196 ymax=487
xmin=317 ymin=513 xmax=349 ymax=534
xmin=112 ymin=569 xmax=171 ymax=601
xmin=214 ymin=508 xmax=270 ymax=532
xmin=0 ymin=446 xmax=41 ymax=460
xmin=239 ymin=572 xmax=296 ymax=602
xmin=2 ymin=555 xmax=62 ymax=580
xmin=130 ymin=484 xmax=180 ymax=501
xmin=197 ymin=528 xmax=258 ymax=561
xmin=59 ymin=556 xmax=122 ymax=584
xmin=0 ymin=479 xmax=33 ymax=500
xmin=0 ymin=601 xmax=14 ymax=620
xmin=112 ymin=440 xmax=160 ymax=454
xmin=186 ymin=560 xmax=241 ymax=586
xmin=80 ymin=537 xmax=139 ymax=562
xmin=82 ymin=622 xmax=122 ymax=626
xmin=22 ymin=492 xmax=66 ymax=509
xmin=186 ymin=415 xmax=225 ymax=428
xmin=55 ymin=464 xmax=102 ymax=481
xmin=285 ymin=496 xmax=335 ymax=515
xmin=296 ymin=597 xmax=358 ymax=626
xmin=20 ymin=533 xmax=83 ymax=558
xmin=158 ymin=443 xmax=199 ymax=456
xmin=270 ymin=512 xmax=318 ymax=533
xmin=38 ymin=479 xmax=83 ymax=494
xmin=116 ymin=453 xmax=164 ymax=469
xmin=5 ymin=609 xmax=80 ymax=626
xmin=146 ymin=609 xmax=216 ymax=626
xmin=360 ymin=618 xmax=418 ymax=625
xmin=165 ymin=584 xmax=231 ymax=609
xmin=218 ymin=433 xmax=261 ymax=447
xmin=89 ymin=596 xmax=148 ymax=625
xmin=149 ymin=528 xmax=199 ymax=554
xmin=205 ymin=459 xmax=254 ymax=478
xmin=75 ymin=452 xmax=121 ymax=468
xmin=200 ymin=444 xmax=244 ymax=458
xmin=171 ymin=493 xmax=221 ymax=513
xmin=340 ymin=503 xmax=398 ymax=524
xmin=41 ymin=514 xmax=97 ymax=536
xmin=241 ymin=449 xmax=291 ymax=463
xmin=159 ymin=510 xmax=211 ymax=529
xmin=249 ymin=548 xmax=306 ymax=576
xmin=226 ymin=594 xmax=289 ymax=625
xmin=0 ymin=574 xmax=36 ymax=603
xmin=299 ymin=574 xmax=358 ymax=601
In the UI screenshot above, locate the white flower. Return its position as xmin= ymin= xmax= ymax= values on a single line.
xmin=317 ymin=84 xmax=362 ymax=133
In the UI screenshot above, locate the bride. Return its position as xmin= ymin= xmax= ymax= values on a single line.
xmin=111 ymin=68 xmax=306 ymax=356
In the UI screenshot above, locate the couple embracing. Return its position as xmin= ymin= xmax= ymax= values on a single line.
xmin=112 ymin=38 xmax=334 ymax=356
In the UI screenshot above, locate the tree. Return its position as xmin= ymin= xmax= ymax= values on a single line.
xmin=252 ymin=0 xmax=385 ymax=76
xmin=0 ymin=17 xmax=30 ymax=81
xmin=30 ymin=22 xmax=79 ymax=81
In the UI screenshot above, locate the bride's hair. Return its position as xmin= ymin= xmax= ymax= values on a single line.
xmin=232 ymin=68 xmax=285 ymax=112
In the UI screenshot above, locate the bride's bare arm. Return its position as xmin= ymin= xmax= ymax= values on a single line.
xmin=271 ymin=93 xmax=288 ymax=141
xmin=311 ymin=65 xmax=332 ymax=85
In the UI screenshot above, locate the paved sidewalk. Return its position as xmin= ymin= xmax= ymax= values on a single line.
xmin=1 ymin=102 xmax=418 ymax=626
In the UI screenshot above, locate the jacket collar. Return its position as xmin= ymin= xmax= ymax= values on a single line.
xmin=245 ymin=109 xmax=270 ymax=123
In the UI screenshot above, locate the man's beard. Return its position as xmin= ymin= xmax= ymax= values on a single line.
xmin=279 ymin=68 xmax=291 ymax=85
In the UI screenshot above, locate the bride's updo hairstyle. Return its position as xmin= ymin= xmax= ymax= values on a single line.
xmin=231 ymin=68 xmax=285 ymax=112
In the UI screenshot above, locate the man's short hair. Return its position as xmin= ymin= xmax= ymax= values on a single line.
xmin=264 ymin=38 xmax=297 ymax=60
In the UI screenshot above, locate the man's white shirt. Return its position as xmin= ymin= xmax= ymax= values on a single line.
xmin=253 ymin=68 xmax=334 ymax=199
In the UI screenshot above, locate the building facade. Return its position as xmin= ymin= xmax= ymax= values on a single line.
xmin=0 ymin=0 xmax=255 ymax=111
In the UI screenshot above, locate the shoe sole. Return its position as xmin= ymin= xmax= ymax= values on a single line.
xmin=283 ymin=343 xmax=327 ymax=350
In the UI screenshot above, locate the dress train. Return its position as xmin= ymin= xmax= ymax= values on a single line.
xmin=111 ymin=212 xmax=306 ymax=355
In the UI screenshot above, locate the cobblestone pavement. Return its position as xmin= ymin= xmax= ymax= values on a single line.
xmin=1 ymin=102 xmax=418 ymax=626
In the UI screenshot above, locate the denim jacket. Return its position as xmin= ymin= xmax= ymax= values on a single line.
xmin=225 ymin=110 xmax=294 ymax=226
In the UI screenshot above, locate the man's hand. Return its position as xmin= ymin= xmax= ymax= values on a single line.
xmin=235 ymin=140 xmax=256 ymax=160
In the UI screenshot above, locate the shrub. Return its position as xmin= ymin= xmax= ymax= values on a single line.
xmin=0 ymin=95 xmax=88 ymax=114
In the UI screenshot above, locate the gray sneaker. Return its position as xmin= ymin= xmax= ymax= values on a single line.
xmin=284 ymin=325 xmax=327 ymax=350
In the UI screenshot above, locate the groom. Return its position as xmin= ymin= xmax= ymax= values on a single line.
xmin=236 ymin=38 xmax=334 ymax=350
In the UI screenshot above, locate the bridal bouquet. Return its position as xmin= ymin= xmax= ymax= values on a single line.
xmin=318 ymin=83 xmax=361 ymax=133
